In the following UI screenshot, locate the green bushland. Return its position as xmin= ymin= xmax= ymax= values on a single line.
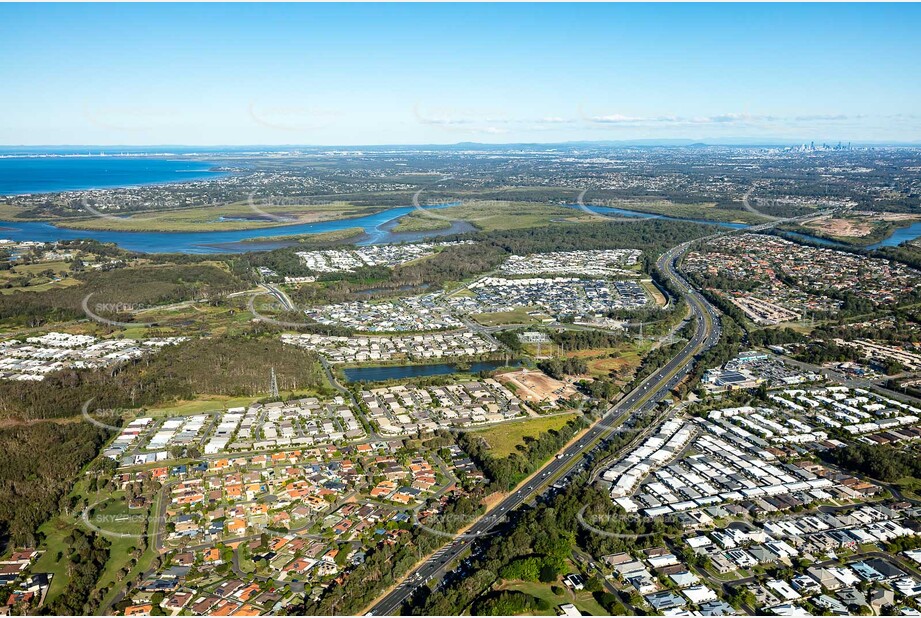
xmin=0 ymin=334 xmax=328 ymax=421
xmin=239 ymin=226 xmax=367 ymax=245
xmin=470 ymin=415 xmax=578 ymax=459
xmin=0 ymin=262 xmax=246 ymax=327
xmin=412 ymin=474 xmax=682 ymax=615
xmin=538 ymin=357 xmax=587 ymax=380
xmin=820 ymin=442 xmax=921 ymax=482
xmin=0 ymin=422 xmax=108 ymax=550
xmin=581 ymin=197 xmax=767 ymax=225
xmin=472 ymin=590 xmax=550 ymax=616
xmin=45 ymin=528 xmax=110 ymax=615
xmin=459 ymin=416 xmax=588 ymax=491
xmin=875 ymin=242 xmax=921 ymax=271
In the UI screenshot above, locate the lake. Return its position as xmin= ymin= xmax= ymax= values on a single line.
xmin=342 ymin=360 xmax=523 ymax=383
xmin=0 ymin=156 xmax=224 ymax=195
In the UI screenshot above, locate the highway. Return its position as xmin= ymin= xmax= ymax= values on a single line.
xmin=262 ymin=283 xmax=296 ymax=311
xmin=367 ymin=239 xmax=722 ymax=616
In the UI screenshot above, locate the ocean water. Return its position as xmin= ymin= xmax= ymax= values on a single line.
xmin=0 ymin=156 xmax=223 ymax=195
xmin=0 ymin=156 xmax=471 ymax=253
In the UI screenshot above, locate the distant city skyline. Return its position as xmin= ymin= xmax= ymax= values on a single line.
xmin=2 ymin=3 xmax=920 ymax=145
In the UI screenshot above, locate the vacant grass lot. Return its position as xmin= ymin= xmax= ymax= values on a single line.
xmin=472 ymin=307 xmax=551 ymax=327
xmin=0 ymin=260 xmax=80 ymax=294
xmin=0 ymin=202 xmax=29 ymax=220
xmin=564 ymin=341 xmax=648 ymax=380
xmin=95 ymin=491 xmax=162 ymax=613
xmin=493 ymin=579 xmax=609 ymax=616
xmin=469 ymin=414 xmax=576 ymax=458
xmin=392 ymin=201 xmax=599 ymax=233
xmin=142 ymin=394 xmax=257 ymax=417
xmin=30 ymin=517 xmax=76 ymax=604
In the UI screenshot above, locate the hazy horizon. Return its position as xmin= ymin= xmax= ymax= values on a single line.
xmin=0 ymin=138 xmax=917 ymax=151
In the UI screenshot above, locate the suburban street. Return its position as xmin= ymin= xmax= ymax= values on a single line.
xmin=366 ymin=238 xmax=722 ymax=615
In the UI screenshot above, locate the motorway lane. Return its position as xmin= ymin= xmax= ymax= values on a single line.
xmin=263 ymin=283 xmax=296 ymax=311
xmin=367 ymin=242 xmax=720 ymax=616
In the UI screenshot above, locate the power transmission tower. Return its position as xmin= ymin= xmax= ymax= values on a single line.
xmin=270 ymin=367 xmax=279 ymax=399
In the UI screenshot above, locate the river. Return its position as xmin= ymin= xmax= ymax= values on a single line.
xmin=3 ymin=151 xmax=919 ymax=253
xmin=0 ymin=203 xmax=471 ymax=254
xmin=561 ymin=203 xmax=750 ymax=230
xmin=781 ymin=221 xmax=921 ymax=251
xmin=0 ymin=203 xmax=754 ymax=255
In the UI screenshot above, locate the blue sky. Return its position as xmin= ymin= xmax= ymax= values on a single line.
xmin=1 ymin=3 xmax=920 ymax=145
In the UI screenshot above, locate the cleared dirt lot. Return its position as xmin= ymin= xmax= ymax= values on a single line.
xmin=497 ymin=368 xmax=579 ymax=404
xmin=805 ymin=215 xmax=874 ymax=237
xmin=804 ymin=212 xmax=921 ymax=239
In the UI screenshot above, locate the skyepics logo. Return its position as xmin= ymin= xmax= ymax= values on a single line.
xmin=245 ymin=191 xmax=301 ymax=224
xmin=81 ymin=500 xmax=165 ymax=540
xmin=576 ymin=505 xmax=681 ymax=539
xmin=412 ymin=509 xmax=509 ymax=541
xmin=80 ymin=193 xmax=165 ymax=225
xmin=572 ymin=188 xmax=659 ymax=222
xmin=247 ymin=287 xmax=314 ymax=329
xmin=248 ymin=101 xmax=343 ymax=133
xmin=81 ymin=398 xmax=129 ymax=432
xmin=82 ymin=292 xmax=155 ymax=328
xmin=82 ymin=102 xmax=179 ymax=133
xmin=409 ymin=177 xmax=503 ymax=230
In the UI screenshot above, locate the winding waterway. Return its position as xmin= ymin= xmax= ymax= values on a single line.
xmin=561 ymin=203 xmax=750 ymax=230
xmin=2 ymin=156 xmax=919 ymax=253
xmin=5 ymin=205 xmax=918 ymax=255
xmin=0 ymin=203 xmax=468 ymax=254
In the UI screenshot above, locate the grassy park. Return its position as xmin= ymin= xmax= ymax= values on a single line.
xmin=469 ymin=414 xmax=577 ymax=458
